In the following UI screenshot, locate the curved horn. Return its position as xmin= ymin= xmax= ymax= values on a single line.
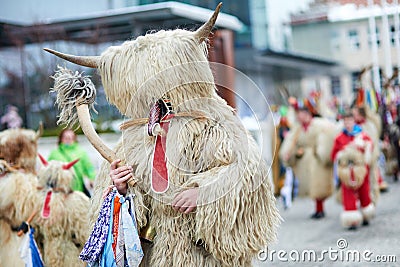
xmin=63 ymin=159 xmax=80 ymax=170
xmin=43 ymin=48 xmax=100 ymax=68
xmin=38 ymin=153 xmax=48 ymax=166
xmin=194 ymin=2 xmax=222 ymax=43
xmin=35 ymin=121 xmax=44 ymax=141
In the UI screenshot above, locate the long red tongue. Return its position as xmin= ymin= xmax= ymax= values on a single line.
xmin=151 ymin=114 xmax=173 ymax=193
xmin=41 ymin=190 xmax=53 ymax=218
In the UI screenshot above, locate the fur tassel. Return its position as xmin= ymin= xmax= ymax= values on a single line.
xmin=361 ymin=203 xmax=375 ymax=221
xmin=50 ymin=66 xmax=97 ymax=128
xmin=341 ymin=210 xmax=362 ymax=228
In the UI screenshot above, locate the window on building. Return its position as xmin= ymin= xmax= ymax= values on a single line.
xmin=348 ymin=29 xmax=360 ymax=50
xmin=331 ymin=76 xmax=341 ymax=96
xmin=330 ymin=31 xmax=340 ymax=51
xmin=390 ymin=25 xmax=399 ymax=46
xmin=351 ymin=71 xmax=361 ymax=92
xmin=368 ymin=27 xmax=380 ymax=47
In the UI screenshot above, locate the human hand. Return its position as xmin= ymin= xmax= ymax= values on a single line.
xmin=110 ymin=159 xmax=133 ymax=196
xmin=171 ymin=188 xmax=199 ymax=214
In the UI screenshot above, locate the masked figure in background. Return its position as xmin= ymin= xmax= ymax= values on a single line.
xmin=280 ymin=96 xmax=339 ymax=219
xmin=33 ymin=156 xmax=90 ymax=267
xmin=331 ymin=111 xmax=375 ymax=230
xmin=45 ymin=3 xmax=280 ymax=266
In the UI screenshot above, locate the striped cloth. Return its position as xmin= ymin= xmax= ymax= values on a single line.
xmin=80 ymin=190 xmax=116 ymax=264
xmin=80 ymin=189 xmax=143 ymax=267
xmin=120 ymin=194 xmax=143 ymax=267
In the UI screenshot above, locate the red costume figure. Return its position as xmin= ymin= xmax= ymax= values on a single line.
xmin=331 ymin=112 xmax=375 ymax=230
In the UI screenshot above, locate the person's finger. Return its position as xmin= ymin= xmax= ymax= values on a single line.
xmin=115 ymin=173 xmax=133 ymax=183
xmin=114 ymin=166 xmax=133 ymax=176
xmin=178 ymin=199 xmax=195 ymax=213
xmin=115 ymin=165 xmax=131 ymax=173
xmin=171 ymin=192 xmax=184 ymax=207
xmin=113 ymin=175 xmax=132 ymax=190
xmin=179 ymin=204 xmax=188 ymax=213
xmin=184 ymin=206 xmax=196 ymax=214
xmin=113 ymin=169 xmax=132 ymax=180
xmin=110 ymin=166 xmax=131 ymax=179
xmin=110 ymin=159 xmax=121 ymax=170
xmin=173 ymin=198 xmax=187 ymax=211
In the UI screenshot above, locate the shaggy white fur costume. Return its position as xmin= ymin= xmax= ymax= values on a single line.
xmin=32 ymin=160 xmax=90 ymax=267
xmin=279 ymin=118 xmax=340 ymax=199
xmin=96 ymin=33 xmax=280 ymax=267
xmin=47 ymin=4 xmax=281 ymax=266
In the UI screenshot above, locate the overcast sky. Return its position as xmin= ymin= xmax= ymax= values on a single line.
xmin=267 ymin=0 xmax=314 ymax=24
xmin=1 ymin=0 xmax=315 ymax=24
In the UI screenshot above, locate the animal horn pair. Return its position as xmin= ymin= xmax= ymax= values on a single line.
xmin=38 ymin=154 xmax=79 ymax=170
xmin=43 ymin=3 xmax=222 ymax=66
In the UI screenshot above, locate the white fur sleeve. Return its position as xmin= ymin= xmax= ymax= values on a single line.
xmin=278 ymin=126 xmax=299 ymax=167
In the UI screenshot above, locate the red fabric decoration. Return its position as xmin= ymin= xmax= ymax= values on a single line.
xmin=112 ymin=196 xmax=121 ymax=258
xmin=151 ymin=114 xmax=174 ymax=193
xmin=41 ymin=190 xmax=53 ymax=218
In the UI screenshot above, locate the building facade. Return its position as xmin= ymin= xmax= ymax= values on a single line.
xmin=290 ymin=0 xmax=400 ymax=104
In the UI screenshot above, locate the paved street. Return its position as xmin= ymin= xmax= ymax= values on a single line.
xmin=253 ymin=180 xmax=400 ymax=267
xmin=38 ymin=133 xmax=400 ymax=267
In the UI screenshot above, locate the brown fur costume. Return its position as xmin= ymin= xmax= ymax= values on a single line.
xmin=0 ymin=128 xmax=41 ymax=267
xmin=46 ymin=4 xmax=280 ymax=266
xmin=0 ymin=166 xmax=38 ymax=267
xmin=336 ymin=146 xmax=369 ymax=189
xmin=279 ymin=118 xmax=340 ymax=199
xmin=0 ymin=128 xmax=41 ymax=173
xmin=32 ymin=160 xmax=90 ymax=267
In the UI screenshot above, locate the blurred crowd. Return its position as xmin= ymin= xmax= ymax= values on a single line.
xmin=1 ymin=73 xmax=399 ymax=266
xmin=272 ymin=80 xmax=400 ymax=230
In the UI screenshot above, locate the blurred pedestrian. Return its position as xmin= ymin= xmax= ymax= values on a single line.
xmin=48 ymin=129 xmax=96 ymax=197
xmin=279 ymin=96 xmax=338 ymax=219
xmin=1 ymin=105 xmax=23 ymax=129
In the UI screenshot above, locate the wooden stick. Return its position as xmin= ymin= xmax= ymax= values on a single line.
xmin=76 ymin=104 xmax=136 ymax=186
xmin=17 ymin=210 xmax=38 ymax=237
